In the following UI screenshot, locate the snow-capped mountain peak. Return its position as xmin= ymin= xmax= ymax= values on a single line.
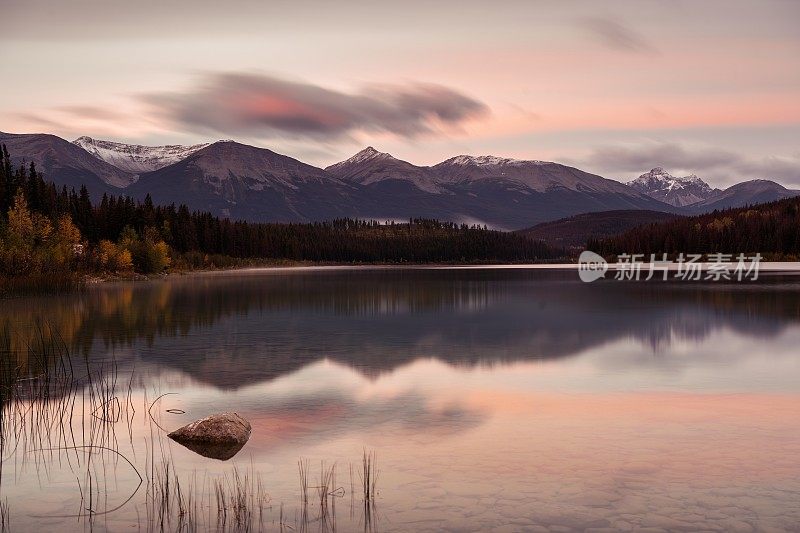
xmin=630 ymin=168 xmax=712 ymax=190
xmin=445 ymin=154 xmax=547 ymax=167
xmin=73 ymin=136 xmax=210 ymax=174
xmin=628 ymin=168 xmax=717 ymax=207
xmin=341 ymin=146 xmax=394 ymax=165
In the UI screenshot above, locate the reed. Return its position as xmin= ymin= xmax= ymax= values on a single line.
xmin=298 ymin=457 xmax=310 ymax=504
xmin=0 ymin=271 xmax=82 ymax=297
xmin=212 ymin=463 xmax=269 ymax=531
xmin=0 ymin=323 xmax=144 ymax=528
xmin=317 ymin=461 xmax=335 ymax=507
xmin=360 ymin=449 xmax=379 ymax=502
xmin=2 ymin=325 xmax=387 ymax=532
xmin=317 ymin=461 xmax=338 ymax=531
xmin=0 ymin=499 xmax=9 ymax=533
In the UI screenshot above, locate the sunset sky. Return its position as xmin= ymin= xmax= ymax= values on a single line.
xmin=2 ymin=0 xmax=799 ymax=186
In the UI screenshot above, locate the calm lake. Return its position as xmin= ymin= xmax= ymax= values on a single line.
xmin=1 ymin=267 xmax=800 ymax=532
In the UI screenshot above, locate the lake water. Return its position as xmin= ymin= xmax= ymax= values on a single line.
xmin=1 ymin=267 xmax=800 ymax=532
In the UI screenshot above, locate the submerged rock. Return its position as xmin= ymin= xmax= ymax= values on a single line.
xmin=168 ymin=412 xmax=251 ymax=460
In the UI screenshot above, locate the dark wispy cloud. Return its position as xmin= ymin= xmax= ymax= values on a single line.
xmin=579 ymin=16 xmax=658 ymax=54
xmin=580 ymin=141 xmax=800 ymax=187
xmin=585 ymin=142 xmax=735 ymax=173
xmin=141 ymin=72 xmax=489 ymax=140
xmin=732 ymin=155 xmax=800 ymax=185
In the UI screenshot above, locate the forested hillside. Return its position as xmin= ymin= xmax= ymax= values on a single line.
xmin=518 ymin=210 xmax=681 ymax=249
xmin=590 ymin=197 xmax=800 ymax=259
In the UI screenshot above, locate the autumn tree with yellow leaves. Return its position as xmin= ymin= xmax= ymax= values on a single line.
xmin=0 ymin=191 xmax=87 ymax=276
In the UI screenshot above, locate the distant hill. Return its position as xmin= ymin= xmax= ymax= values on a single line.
xmin=685 ymin=179 xmax=800 ymax=213
xmin=592 ymin=195 xmax=800 ymax=259
xmin=517 ymin=209 xmax=681 ymax=249
xmin=0 ymin=131 xmax=133 ymax=197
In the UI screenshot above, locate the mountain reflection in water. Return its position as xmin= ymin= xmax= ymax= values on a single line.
xmin=2 ymin=268 xmax=800 ymax=389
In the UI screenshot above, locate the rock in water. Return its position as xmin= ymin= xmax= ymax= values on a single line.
xmin=168 ymin=412 xmax=251 ymax=460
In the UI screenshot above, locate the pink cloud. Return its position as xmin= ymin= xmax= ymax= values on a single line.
xmin=141 ymin=72 xmax=489 ymax=140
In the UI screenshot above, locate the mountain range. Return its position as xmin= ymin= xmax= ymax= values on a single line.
xmin=2 ymin=131 xmax=798 ymax=230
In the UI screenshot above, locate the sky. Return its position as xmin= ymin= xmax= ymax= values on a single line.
xmin=2 ymin=0 xmax=799 ymax=187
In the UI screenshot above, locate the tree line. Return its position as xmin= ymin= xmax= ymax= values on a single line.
xmin=589 ymin=196 xmax=800 ymax=259
xmin=0 ymin=145 xmax=560 ymax=283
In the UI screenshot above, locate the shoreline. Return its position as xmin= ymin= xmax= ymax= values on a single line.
xmin=87 ymin=259 xmax=572 ymax=283
xmin=111 ymin=260 xmax=800 ymax=280
xmin=7 ymin=260 xmax=800 ymax=296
